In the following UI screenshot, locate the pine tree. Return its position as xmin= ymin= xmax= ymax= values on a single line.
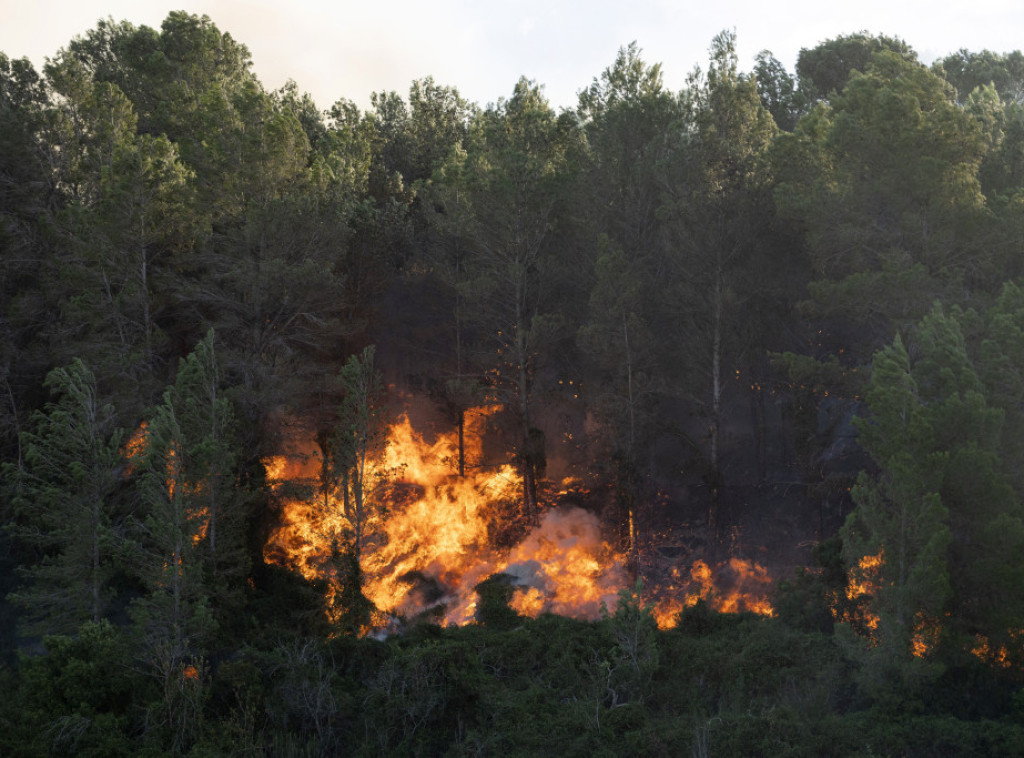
xmin=5 ymin=360 xmax=124 ymax=635
xmin=129 ymin=331 xmax=241 ymax=748
xmin=842 ymin=333 xmax=952 ymax=665
xmin=844 ymin=304 xmax=1024 ymax=675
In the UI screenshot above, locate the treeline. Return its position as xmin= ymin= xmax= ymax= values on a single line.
xmin=3 ymin=12 xmax=1024 ymax=754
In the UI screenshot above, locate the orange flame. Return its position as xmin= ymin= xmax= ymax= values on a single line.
xmin=263 ymin=406 xmax=774 ymax=631
xmin=122 ymin=421 xmax=148 ymax=475
xmin=649 ymin=558 xmax=774 ymax=629
xmin=846 ymin=550 xmax=883 ymax=632
xmin=123 ymin=422 xmax=210 ymax=545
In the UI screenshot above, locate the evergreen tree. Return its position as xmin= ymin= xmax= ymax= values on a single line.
xmin=330 ymin=346 xmax=388 ymax=563
xmin=844 ymin=304 xmax=1024 ymax=674
xmin=5 ymin=360 xmax=124 ymax=635
xmin=576 ymin=42 xmax=678 ymax=570
xmin=129 ymin=332 xmax=241 ymax=747
xmin=0 ymin=53 xmax=54 ymax=467
xmin=660 ymin=30 xmax=778 ymax=528
xmin=431 ymin=78 xmax=579 ymax=522
xmin=841 ymin=333 xmax=952 ymax=667
xmin=774 ymin=49 xmax=991 ymax=353
xmin=322 ymin=346 xmax=388 ymax=629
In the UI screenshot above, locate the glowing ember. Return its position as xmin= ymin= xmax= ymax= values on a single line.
xmin=262 ymin=405 xmax=775 ymax=630
xmin=846 ymin=551 xmax=883 ymax=602
xmin=122 ymin=421 xmax=148 ymax=475
xmin=971 ymin=633 xmax=1016 ymax=668
xmin=911 ymin=616 xmax=939 ymax=659
xmin=846 ymin=550 xmax=883 ymax=631
xmin=123 ymin=422 xmax=209 ymax=545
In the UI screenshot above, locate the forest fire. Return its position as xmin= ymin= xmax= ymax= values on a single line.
xmin=123 ymin=422 xmax=210 ymax=544
xmin=262 ymin=405 xmax=775 ymax=630
xmin=846 ymin=550 xmax=883 ymax=632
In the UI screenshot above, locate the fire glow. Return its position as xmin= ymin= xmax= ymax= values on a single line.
xmin=262 ymin=406 xmax=775 ymax=630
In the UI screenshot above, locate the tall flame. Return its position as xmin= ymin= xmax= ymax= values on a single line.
xmin=262 ymin=406 xmax=774 ymax=630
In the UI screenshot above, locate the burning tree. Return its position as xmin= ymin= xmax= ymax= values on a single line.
xmin=322 ymin=346 xmax=390 ymax=628
xmin=841 ymin=332 xmax=952 ymax=672
xmin=428 ymin=78 xmax=578 ymax=524
xmin=130 ymin=330 xmax=242 ymax=748
xmin=842 ymin=304 xmax=1024 ymax=678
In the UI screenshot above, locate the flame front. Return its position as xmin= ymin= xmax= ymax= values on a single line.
xmin=263 ymin=406 xmax=774 ymax=630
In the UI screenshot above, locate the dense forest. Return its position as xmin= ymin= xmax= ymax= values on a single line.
xmin=3 ymin=12 xmax=1024 ymax=755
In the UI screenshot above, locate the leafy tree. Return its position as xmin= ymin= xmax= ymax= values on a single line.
xmin=933 ymin=48 xmax=1024 ymax=104
xmin=796 ymin=32 xmax=916 ymax=102
xmin=774 ymin=50 xmax=991 ymax=354
xmin=754 ymin=49 xmax=805 ymax=130
xmin=5 ymin=620 xmax=140 ymax=756
xmin=4 ymin=360 xmax=124 ymax=635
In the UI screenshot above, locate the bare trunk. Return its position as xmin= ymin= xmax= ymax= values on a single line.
xmin=709 ymin=274 xmax=722 ymax=529
xmin=455 ymin=253 xmax=466 ymax=478
xmin=623 ymin=311 xmax=636 ymax=453
xmin=208 ymin=377 xmax=218 ymax=554
xmin=3 ymin=380 xmax=21 ymax=467
xmin=457 ymin=408 xmax=465 ymax=478
xmin=170 ymin=446 xmax=184 ymax=657
xmin=92 ymin=498 xmax=101 ymax=623
xmin=623 ymin=310 xmax=639 ymax=578
xmin=514 ymin=279 xmax=538 ymax=522
xmin=140 ymin=234 xmax=151 ymax=350
xmin=517 ymin=331 xmax=537 ymax=522
xmin=751 ymin=358 xmax=767 ymax=484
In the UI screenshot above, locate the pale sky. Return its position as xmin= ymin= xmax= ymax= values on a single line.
xmin=3 ymin=1 xmax=1024 ymax=112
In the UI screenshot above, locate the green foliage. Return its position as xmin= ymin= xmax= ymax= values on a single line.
xmin=754 ymin=49 xmax=806 ymax=130
xmin=6 ymin=13 xmax=1024 ymax=756
xmin=775 ymin=50 xmax=991 ymax=351
xmin=844 ymin=303 xmax=1024 ymax=688
xmin=333 ymin=545 xmax=374 ymax=634
xmin=5 ymin=360 xmax=124 ymax=635
xmin=934 ymin=48 xmax=1024 ymax=104
xmin=330 ymin=346 xmax=388 ymax=558
xmin=473 ymin=573 xmax=522 ymax=629
xmin=797 ymin=32 xmax=917 ymax=101
xmin=2 ymin=620 xmax=141 ymax=757
xmin=773 ymin=537 xmax=851 ymax=635
xmin=601 ymin=583 xmax=660 ymax=706
xmin=127 ymin=331 xmax=245 ymax=752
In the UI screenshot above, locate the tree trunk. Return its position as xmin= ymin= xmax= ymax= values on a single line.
xmin=457 ymin=407 xmax=465 ymax=478
xmin=709 ymin=273 xmax=723 ymax=531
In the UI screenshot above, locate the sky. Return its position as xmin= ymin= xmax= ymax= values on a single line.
xmin=3 ymin=1 xmax=1024 ymax=112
